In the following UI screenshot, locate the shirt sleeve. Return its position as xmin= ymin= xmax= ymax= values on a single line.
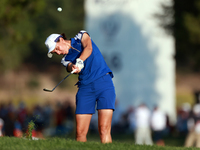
xmin=74 ymin=30 xmax=90 ymax=41
xmin=61 ymin=55 xmax=70 ymax=67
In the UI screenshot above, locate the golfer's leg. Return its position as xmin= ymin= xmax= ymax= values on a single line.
xmin=76 ymin=114 xmax=92 ymax=142
xmin=98 ymin=109 xmax=113 ymax=143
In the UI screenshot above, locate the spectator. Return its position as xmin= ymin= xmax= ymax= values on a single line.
xmin=0 ymin=118 xmax=4 ymax=136
xmin=151 ymin=106 xmax=167 ymax=146
xmin=63 ymin=100 xmax=74 ymax=121
xmin=4 ymin=111 xmax=15 ymax=136
xmin=62 ymin=101 xmax=75 ymax=133
xmin=0 ymin=104 xmax=8 ymax=120
xmin=17 ymin=102 xmax=27 ymax=132
xmin=32 ymin=105 xmax=45 ymax=138
xmin=134 ymin=104 xmax=153 ymax=145
xmin=176 ymin=103 xmax=191 ymax=136
xmin=185 ymin=103 xmax=200 ymax=147
xmin=43 ymin=102 xmax=53 ymax=128
xmin=112 ymin=100 xmax=125 ymax=134
xmin=127 ymin=106 xmax=136 ymax=133
xmin=14 ymin=120 xmax=23 ymax=138
xmin=54 ymin=102 xmax=66 ymax=135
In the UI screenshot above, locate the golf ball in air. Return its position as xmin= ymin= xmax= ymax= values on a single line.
xmin=57 ymin=7 xmax=62 ymax=12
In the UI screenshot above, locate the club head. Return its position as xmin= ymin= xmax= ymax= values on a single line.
xmin=43 ymin=88 xmax=53 ymax=92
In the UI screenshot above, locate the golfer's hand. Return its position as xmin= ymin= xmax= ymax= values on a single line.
xmin=75 ymin=58 xmax=84 ymax=71
xmin=72 ymin=65 xmax=81 ymax=74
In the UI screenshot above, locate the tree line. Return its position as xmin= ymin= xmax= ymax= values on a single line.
xmin=0 ymin=0 xmax=199 ymax=73
xmin=159 ymin=0 xmax=200 ymax=72
xmin=0 ymin=0 xmax=84 ymax=72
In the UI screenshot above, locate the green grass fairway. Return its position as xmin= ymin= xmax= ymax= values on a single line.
xmin=0 ymin=137 xmax=199 ymax=150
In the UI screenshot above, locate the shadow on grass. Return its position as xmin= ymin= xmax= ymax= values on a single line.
xmin=86 ymin=132 xmax=186 ymax=147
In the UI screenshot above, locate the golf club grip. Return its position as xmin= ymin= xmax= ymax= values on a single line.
xmin=71 ymin=69 xmax=77 ymax=74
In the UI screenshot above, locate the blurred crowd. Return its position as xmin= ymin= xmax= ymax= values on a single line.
xmin=0 ymin=99 xmax=75 ymax=139
xmin=176 ymin=91 xmax=200 ymax=148
xmin=1 ymin=93 xmax=200 ymax=148
xmin=106 ymin=92 xmax=200 ymax=147
xmin=107 ymin=101 xmax=200 ymax=147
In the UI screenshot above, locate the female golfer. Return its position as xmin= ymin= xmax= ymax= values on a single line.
xmin=45 ymin=30 xmax=116 ymax=143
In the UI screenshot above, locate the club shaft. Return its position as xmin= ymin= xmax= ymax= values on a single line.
xmin=51 ymin=73 xmax=72 ymax=91
xmin=43 ymin=69 xmax=76 ymax=92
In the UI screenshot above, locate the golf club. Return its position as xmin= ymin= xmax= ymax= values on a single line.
xmin=43 ymin=69 xmax=77 ymax=92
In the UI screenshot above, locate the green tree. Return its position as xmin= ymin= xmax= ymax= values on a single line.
xmin=0 ymin=0 xmax=84 ymax=72
xmin=158 ymin=0 xmax=200 ymax=72
xmin=26 ymin=0 xmax=84 ymax=72
xmin=174 ymin=0 xmax=200 ymax=72
xmin=0 ymin=0 xmax=45 ymax=71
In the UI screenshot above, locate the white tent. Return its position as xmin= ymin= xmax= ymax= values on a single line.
xmin=84 ymin=0 xmax=176 ymax=124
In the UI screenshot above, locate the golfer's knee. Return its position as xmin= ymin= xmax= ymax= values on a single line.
xmin=76 ymin=127 xmax=87 ymax=138
xmin=98 ymin=125 xmax=110 ymax=136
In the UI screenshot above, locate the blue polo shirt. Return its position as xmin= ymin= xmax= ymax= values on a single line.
xmin=62 ymin=30 xmax=113 ymax=86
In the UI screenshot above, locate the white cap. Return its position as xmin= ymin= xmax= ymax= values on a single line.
xmin=45 ymin=34 xmax=61 ymax=58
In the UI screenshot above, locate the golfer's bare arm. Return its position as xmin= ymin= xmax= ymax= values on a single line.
xmin=79 ymin=33 xmax=93 ymax=61
xmin=67 ymin=33 xmax=93 ymax=72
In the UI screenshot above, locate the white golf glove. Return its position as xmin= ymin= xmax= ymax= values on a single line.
xmin=75 ymin=58 xmax=84 ymax=71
